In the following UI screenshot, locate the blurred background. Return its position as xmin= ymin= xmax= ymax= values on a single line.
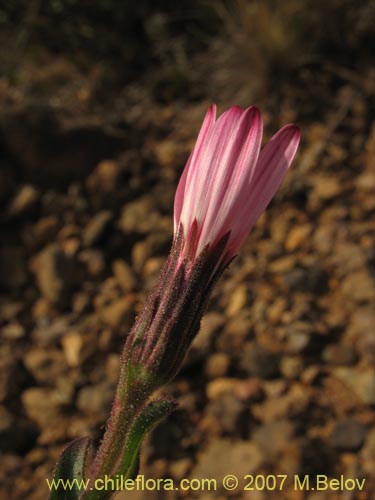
xmin=0 ymin=1 xmax=374 ymax=499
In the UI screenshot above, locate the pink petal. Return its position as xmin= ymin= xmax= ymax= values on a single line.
xmin=227 ymin=124 xmax=300 ymax=253
xmin=173 ymin=104 xmax=216 ymax=230
xmin=253 ymin=124 xmax=301 ymax=187
xmin=180 ymin=106 xmax=243 ymax=233
xmin=198 ymin=106 xmax=263 ymax=252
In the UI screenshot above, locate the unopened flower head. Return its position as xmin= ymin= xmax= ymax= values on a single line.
xmin=124 ymin=104 xmax=300 ymax=386
xmin=174 ymin=104 xmax=300 ymax=267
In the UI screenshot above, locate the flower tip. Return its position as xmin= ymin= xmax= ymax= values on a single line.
xmin=283 ymin=123 xmax=301 ymax=141
xmin=231 ymin=104 xmax=243 ymax=112
xmin=277 ymin=124 xmax=301 ymax=170
xmin=236 ymin=105 xmax=262 ymax=134
xmin=207 ymin=103 xmax=217 ymax=118
xmin=274 ymin=124 xmax=301 ymax=159
xmin=288 ymin=125 xmax=301 ymax=154
xmin=251 ymin=105 xmax=262 ymax=123
xmin=246 ymin=104 xmax=260 ymax=114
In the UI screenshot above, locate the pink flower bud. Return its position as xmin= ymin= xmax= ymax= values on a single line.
xmin=124 ymin=104 xmax=300 ymax=384
xmin=174 ymin=104 xmax=300 ymax=265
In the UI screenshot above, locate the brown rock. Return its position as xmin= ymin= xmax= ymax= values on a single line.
xmin=267 ymin=296 xmax=288 ymax=324
xmin=205 ymin=352 xmax=230 ymax=378
xmin=7 ymin=184 xmax=39 ymax=217
xmin=31 ymin=243 xmax=80 ymax=305
xmin=79 ymin=249 xmax=106 ymax=277
xmin=72 ymin=292 xmax=90 ymax=315
xmin=23 ymin=348 xmax=66 ymax=383
xmin=361 ymin=427 xmax=375 ymax=476
xmin=300 ymin=365 xmax=321 ymax=385
xmin=285 ymin=325 xmax=312 ymax=354
xmin=191 ymin=439 xmax=265 ymax=485
xmin=313 ymin=223 xmax=338 ymax=255
xmin=82 ymin=210 xmax=112 ymax=247
xmin=342 ymin=270 xmax=375 ymax=302
xmin=322 ymin=343 xmax=358 ymax=366
xmin=38 ymin=425 xmax=70 ymax=445
xmin=142 ymin=257 xmax=164 ymax=282
xmin=61 ymin=332 xmax=84 ymax=367
xmin=131 ymin=233 xmax=170 ymax=271
xmin=329 ymin=242 xmax=366 ymax=276
xmin=206 ymin=377 xmax=263 ymax=402
xmin=76 ymin=382 xmax=114 ymax=418
xmin=169 ymin=458 xmax=192 ymax=480
xmin=205 ymin=393 xmax=246 ymax=434
xmin=112 ymin=259 xmax=137 ymax=292
xmin=269 ymin=255 xmax=296 ymax=273
xmin=239 ymin=342 xmax=279 ymax=378
xmin=333 ymin=367 xmax=375 ymax=405
xmin=0 ymin=300 xmax=24 ymax=321
xmin=310 ymin=175 xmax=341 ymax=200
xmin=285 ymin=224 xmax=312 ymax=251
xmin=322 ymin=376 xmax=360 ymax=414
xmin=187 ymin=312 xmax=224 ymax=364
xmin=331 ymin=419 xmax=366 ymax=451
xmin=31 ymin=316 xmax=71 ymax=345
xmin=87 ymin=160 xmax=121 ymax=193
xmin=263 ymin=379 xmax=288 ymax=398
xmin=98 ymin=297 xmax=134 ymax=328
xmin=253 ymin=420 xmax=296 ymax=457
xmin=280 ymin=356 xmax=304 ymax=379
xmin=346 ymin=307 xmax=374 ymax=365
xmin=226 ymin=284 xmax=248 ymax=317
xmin=152 ymin=138 xmax=178 ymax=167
xmin=1 ymin=323 xmax=25 ymax=340
xmin=217 ymin=312 xmax=251 ymax=354
xmin=105 ymin=354 xmax=120 ymax=384
xmin=356 ymin=171 xmax=375 ymax=192
xmin=94 ymin=277 xmax=120 ymax=308
xmin=119 ymin=196 xmax=161 ymax=234
xmin=22 ymin=388 xmax=62 ymax=427
xmin=31 ymin=216 xmax=59 ymax=246
xmin=252 ymin=384 xmax=311 ymax=422
xmin=270 ymin=213 xmax=291 ymax=244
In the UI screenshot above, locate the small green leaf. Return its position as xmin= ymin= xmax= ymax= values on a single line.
xmin=119 ymin=398 xmax=176 ymax=479
xmin=49 ymin=437 xmax=92 ymax=500
xmin=83 ymin=399 xmax=176 ymax=500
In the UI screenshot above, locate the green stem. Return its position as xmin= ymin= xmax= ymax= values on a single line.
xmin=89 ymin=359 xmax=156 ymax=482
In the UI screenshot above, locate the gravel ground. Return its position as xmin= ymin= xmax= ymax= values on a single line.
xmin=0 ymin=4 xmax=374 ymax=499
